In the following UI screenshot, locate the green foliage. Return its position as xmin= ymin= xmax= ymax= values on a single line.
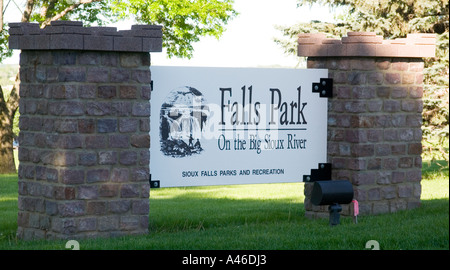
xmin=0 ymin=27 xmax=13 ymax=63
xmin=1 ymin=0 xmax=237 ymax=60
xmin=275 ymin=0 xmax=449 ymax=161
xmin=422 ymin=30 xmax=449 ymax=161
xmin=30 ymin=0 xmax=117 ymax=26
xmin=110 ymin=0 xmax=237 ymax=58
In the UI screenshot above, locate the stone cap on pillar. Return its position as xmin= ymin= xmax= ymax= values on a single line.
xmin=298 ymin=32 xmax=436 ymax=58
xmin=8 ymin=20 xmax=163 ymax=52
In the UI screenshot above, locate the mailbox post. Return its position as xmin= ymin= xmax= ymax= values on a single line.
xmin=328 ymin=204 xmax=342 ymax=226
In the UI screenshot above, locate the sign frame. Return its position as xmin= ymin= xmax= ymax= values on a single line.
xmin=149 ymin=66 xmax=329 ymax=187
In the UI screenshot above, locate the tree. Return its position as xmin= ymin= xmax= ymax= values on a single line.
xmin=0 ymin=0 xmax=237 ymax=173
xmin=275 ymin=0 xmax=449 ymax=162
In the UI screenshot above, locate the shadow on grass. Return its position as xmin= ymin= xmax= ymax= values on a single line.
xmin=149 ymin=185 xmax=305 ymax=233
xmin=1 ymin=197 xmax=447 ymax=250
xmin=146 ymin=193 xmax=449 ymax=249
xmin=422 ymin=160 xmax=449 ymax=178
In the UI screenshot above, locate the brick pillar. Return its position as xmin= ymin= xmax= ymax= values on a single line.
xmin=298 ymin=32 xmax=435 ymax=218
xmin=8 ymin=21 xmax=162 ymax=240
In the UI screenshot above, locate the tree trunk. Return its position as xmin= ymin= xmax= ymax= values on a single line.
xmin=0 ymin=75 xmax=20 ymax=174
xmin=0 ymin=89 xmax=16 ymax=173
xmin=0 ymin=120 xmax=15 ymax=174
xmin=21 ymin=0 xmax=35 ymax=22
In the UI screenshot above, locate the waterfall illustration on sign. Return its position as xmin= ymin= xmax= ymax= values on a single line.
xmin=160 ymin=86 xmax=210 ymax=157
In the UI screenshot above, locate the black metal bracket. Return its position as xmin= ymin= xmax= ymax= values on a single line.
xmin=303 ymin=163 xmax=332 ymax=182
xmin=150 ymin=80 xmax=154 ymax=91
xmin=312 ymin=78 xmax=333 ymax=98
xmin=149 ymin=174 xmax=160 ymax=188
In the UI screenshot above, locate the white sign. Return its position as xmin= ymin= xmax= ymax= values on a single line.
xmin=150 ymin=66 xmax=328 ymax=187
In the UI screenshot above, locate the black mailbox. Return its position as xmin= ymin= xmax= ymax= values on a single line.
xmin=311 ymin=180 xmax=353 ymax=205
xmin=311 ymin=180 xmax=354 ymax=226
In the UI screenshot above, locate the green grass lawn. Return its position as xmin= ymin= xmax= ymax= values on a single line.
xmin=0 ymin=161 xmax=448 ymax=250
